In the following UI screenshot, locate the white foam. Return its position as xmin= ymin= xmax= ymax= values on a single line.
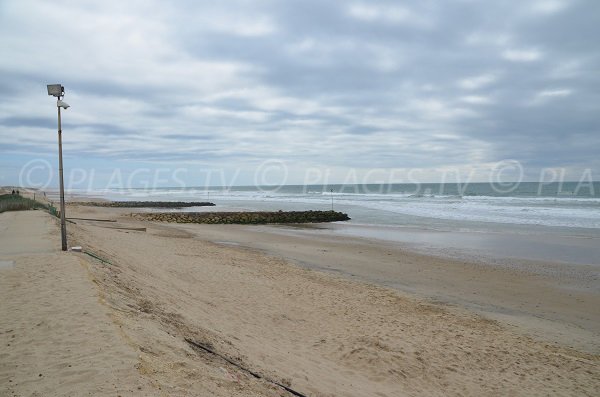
xmin=69 ymin=188 xmax=600 ymax=229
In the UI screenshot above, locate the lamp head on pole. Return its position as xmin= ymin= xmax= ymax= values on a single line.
xmin=47 ymin=84 xmax=64 ymax=98
xmin=47 ymin=84 xmax=70 ymax=109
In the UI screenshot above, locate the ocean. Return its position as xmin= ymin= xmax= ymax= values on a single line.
xmin=59 ymin=181 xmax=600 ymax=265
xmin=76 ymin=182 xmax=600 ymax=231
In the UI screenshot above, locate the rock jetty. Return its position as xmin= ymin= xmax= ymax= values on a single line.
xmin=78 ymin=201 xmax=215 ymax=208
xmin=131 ymin=210 xmax=350 ymax=224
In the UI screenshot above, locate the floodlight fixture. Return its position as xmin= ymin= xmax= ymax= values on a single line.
xmin=47 ymin=84 xmax=64 ymax=98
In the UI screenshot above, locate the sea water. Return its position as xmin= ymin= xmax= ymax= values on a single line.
xmin=76 ymin=182 xmax=600 ymax=230
xmin=65 ymin=182 xmax=600 ymax=265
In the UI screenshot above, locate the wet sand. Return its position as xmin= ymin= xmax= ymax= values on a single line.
xmin=172 ymin=222 xmax=600 ymax=354
xmin=327 ymin=222 xmax=600 ymax=266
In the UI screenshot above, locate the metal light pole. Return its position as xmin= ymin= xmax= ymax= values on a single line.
xmin=47 ymin=84 xmax=70 ymax=251
xmin=330 ymin=188 xmax=334 ymax=211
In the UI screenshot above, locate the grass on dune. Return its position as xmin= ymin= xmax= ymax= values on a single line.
xmin=0 ymin=194 xmax=49 ymax=213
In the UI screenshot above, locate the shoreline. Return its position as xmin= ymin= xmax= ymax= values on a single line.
xmin=57 ymin=188 xmax=600 ymax=266
xmin=267 ymin=221 xmax=600 ymax=267
xmin=170 ymin=221 xmax=600 ymax=354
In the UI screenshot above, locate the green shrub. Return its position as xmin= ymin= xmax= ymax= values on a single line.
xmin=0 ymin=194 xmax=49 ymax=213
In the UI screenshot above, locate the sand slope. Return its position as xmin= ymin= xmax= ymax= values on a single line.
xmin=62 ymin=206 xmax=600 ymax=396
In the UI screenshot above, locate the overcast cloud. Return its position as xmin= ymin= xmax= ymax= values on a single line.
xmin=1 ymin=0 xmax=599 ymax=187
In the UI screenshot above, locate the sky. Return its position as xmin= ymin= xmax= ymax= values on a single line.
xmin=0 ymin=0 xmax=599 ymax=189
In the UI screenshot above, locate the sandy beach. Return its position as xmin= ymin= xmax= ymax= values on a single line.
xmin=1 ymin=204 xmax=599 ymax=396
xmin=3 ymin=0 xmax=600 ymax=395
xmin=0 ymin=210 xmax=155 ymax=396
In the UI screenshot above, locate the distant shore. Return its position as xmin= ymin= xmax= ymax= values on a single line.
xmin=78 ymin=200 xmax=216 ymax=208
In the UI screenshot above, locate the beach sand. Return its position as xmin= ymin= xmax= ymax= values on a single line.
xmin=0 ymin=210 xmax=155 ymax=396
xmin=2 ymin=205 xmax=599 ymax=396
xmin=177 ymin=222 xmax=600 ymax=355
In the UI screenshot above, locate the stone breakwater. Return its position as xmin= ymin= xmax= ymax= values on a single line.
xmin=78 ymin=201 xmax=215 ymax=208
xmin=131 ymin=210 xmax=350 ymax=224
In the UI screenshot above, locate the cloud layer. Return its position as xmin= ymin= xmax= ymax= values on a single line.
xmin=1 ymin=0 xmax=599 ymax=185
